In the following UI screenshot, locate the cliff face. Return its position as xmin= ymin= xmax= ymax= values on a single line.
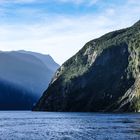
xmin=34 ymin=20 xmax=140 ymax=112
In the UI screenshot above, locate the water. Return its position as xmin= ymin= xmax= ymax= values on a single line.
xmin=0 ymin=112 xmax=140 ymax=140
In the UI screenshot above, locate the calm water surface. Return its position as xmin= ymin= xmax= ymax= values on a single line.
xmin=0 ymin=111 xmax=140 ymax=140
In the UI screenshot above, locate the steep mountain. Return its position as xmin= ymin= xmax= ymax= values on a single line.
xmin=34 ymin=20 xmax=140 ymax=112
xmin=0 ymin=51 xmax=59 ymax=110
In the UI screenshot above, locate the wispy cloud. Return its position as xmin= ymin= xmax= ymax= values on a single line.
xmin=0 ymin=0 xmax=39 ymax=4
xmin=0 ymin=0 xmax=139 ymax=64
xmin=57 ymin=0 xmax=99 ymax=5
xmin=128 ymin=0 xmax=140 ymax=4
xmin=0 ymin=0 xmax=98 ymax=4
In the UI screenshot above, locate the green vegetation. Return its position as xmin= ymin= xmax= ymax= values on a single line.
xmin=34 ymin=20 xmax=140 ymax=112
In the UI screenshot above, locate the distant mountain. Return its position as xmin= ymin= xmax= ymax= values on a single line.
xmin=34 ymin=20 xmax=140 ymax=112
xmin=0 ymin=79 xmax=36 ymax=110
xmin=0 ymin=50 xmax=59 ymax=110
xmin=18 ymin=50 xmax=59 ymax=73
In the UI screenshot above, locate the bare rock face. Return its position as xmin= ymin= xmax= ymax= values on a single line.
xmin=34 ymin=20 xmax=140 ymax=112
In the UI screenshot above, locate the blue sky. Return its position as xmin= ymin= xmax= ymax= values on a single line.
xmin=0 ymin=0 xmax=140 ymax=64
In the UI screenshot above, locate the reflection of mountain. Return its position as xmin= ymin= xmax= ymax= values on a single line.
xmin=0 ymin=50 xmax=59 ymax=110
xmin=34 ymin=20 xmax=140 ymax=112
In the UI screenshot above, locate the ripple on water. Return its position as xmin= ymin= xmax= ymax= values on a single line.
xmin=0 ymin=112 xmax=139 ymax=140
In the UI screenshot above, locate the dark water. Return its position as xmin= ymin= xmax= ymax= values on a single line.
xmin=0 ymin=111 xmax=140 ymax=140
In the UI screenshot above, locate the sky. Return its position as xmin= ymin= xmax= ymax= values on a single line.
xmin=0 ymin=0 xmax=139 ymax=64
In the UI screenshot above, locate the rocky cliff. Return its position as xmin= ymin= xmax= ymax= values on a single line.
xmin=34 ymin=20 xmax=140 ymax=112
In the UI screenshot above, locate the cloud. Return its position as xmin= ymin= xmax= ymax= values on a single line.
xmin=0 ymin=0 xmax=39 ymax=3
xmin=0 ymin=0 xmax=139 ymax=64
xmin=128 ymin=0 xmax=140 ymax=4
xmin=57 ymin=0 xmax=99 ymax=6
xmin=0 ymin=0 xmax=99 ymax=6
xmin=0 ymin=15 xmax=113 ymax=64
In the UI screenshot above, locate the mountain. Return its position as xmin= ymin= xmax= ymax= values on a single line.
xmin=34 ymin=20 xmax=140 ymax=112
xmin=18 ymin=50 xmax=59 ymax=73
xmin=0 ymin=79 xmax=37 ymax=110
xmin=0 ymin=51 xmax=59 ymax=110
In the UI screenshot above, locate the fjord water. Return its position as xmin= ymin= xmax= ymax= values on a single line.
xmin=0 ymin=112 xmax=140 ymax=140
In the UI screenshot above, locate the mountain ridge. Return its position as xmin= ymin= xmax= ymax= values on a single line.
xmin=17 ymin=50 xmax=59 ymax=72
xmin=0 ymin=50 xmax=59 ymax=110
